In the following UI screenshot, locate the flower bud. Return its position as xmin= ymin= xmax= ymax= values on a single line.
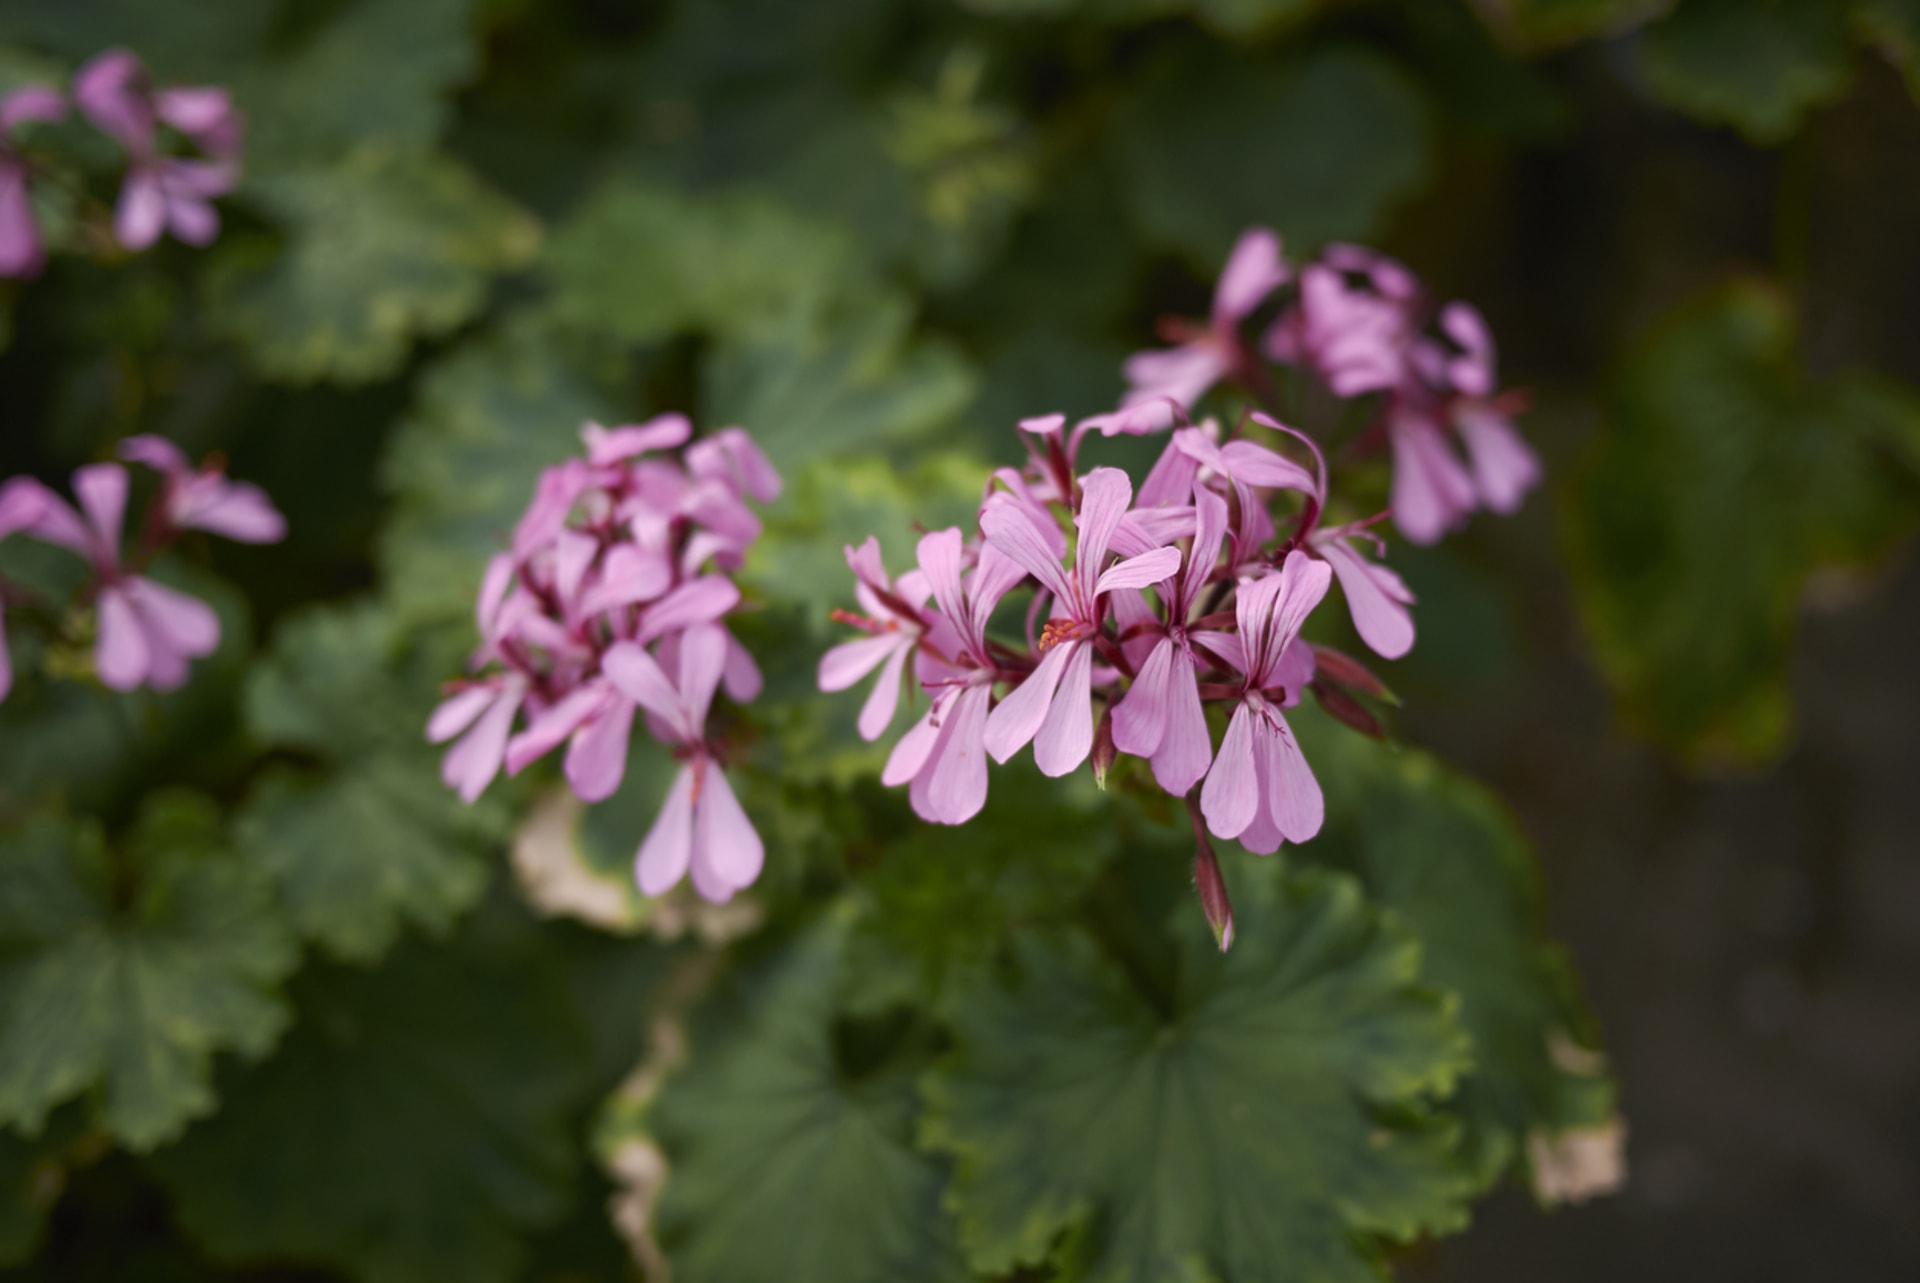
xmin=1311 ymin=679 xmax=1386 ymax=741
xmin=1192 ymin=837 xmax=1235 ymax=953
xmin=1309 ymin=643 xmax=1396 ymax=704
xmin=1091 ymin=704 xmax=1117 ymax=790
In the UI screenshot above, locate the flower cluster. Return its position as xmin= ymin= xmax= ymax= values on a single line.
xmin=428 ymin=417 xmax=780 ymax=905
xmin=0 ymin=437 xmax=285 ymax=701
xmin=1 ymin=47 xmax=242 ymax=278
xmin=823 ymin=228 xmax=1540 ymax=947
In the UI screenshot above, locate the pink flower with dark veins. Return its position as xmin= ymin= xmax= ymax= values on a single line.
xmin=118 ymin=435 xmax=287 ymax=543
xmin=1199 ymin=550 xmax=1331 ymax=854
xmin=0 ymin=85 xmax=68 ymax=279
xmin=981 ymin=467 xmax=1181 ymax=777
xmin=604 ymin=625 xmax=764 ymax=903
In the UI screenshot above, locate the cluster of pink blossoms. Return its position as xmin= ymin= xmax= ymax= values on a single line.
xmin=822 ymin=228 xmax=1540 ymax=946
xmin=0 ymin=437 xmax=285 ymax=702
xmin=0 ymin=48 xmax=242 ymax=278
xmin=428 ymin=417 xmax=780 ymax=905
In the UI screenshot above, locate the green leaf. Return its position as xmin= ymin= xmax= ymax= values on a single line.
xmin=924 ymin=867 xmax=1476 ymax=1283
xmin=703 ymin=299 xmax=976 ymax=473
xmin=149 ymin=894 xmax=599 ymax=1283
xmin=1469 ymin=0 xmax=1667 ymax=52
xmin=379 ymin=318 xmax=618 ymax=625
xmin=1113 ymin=43 xmax=1431 ymax=267
xmin=236 ymin=602 xmax=505 ymax=962
xmin=234 ymin=0 xmax=480 ymax=167
xmin=647 ymin=911 xmax=968 ymax=1283
xmin=1563 ymin=280 xmax=1920 ymax=765
xmin=0 ymin=797 xmax=295 ymax=1150
xmin=0 ymin=1113 xmax=78 ymax=1267
xmin=541 ymin=181 xmax=857 ymax=345
xmin=1299 ymin=712 xmax=1614 ymax=1186
xmin=1638 ymin=0 xmax=1854 ymax=144
xmin=207 ymin=148 xmax=540 ymax=385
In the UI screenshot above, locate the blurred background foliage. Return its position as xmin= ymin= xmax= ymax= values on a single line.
xmin=3 ymin=0 xmax=1920 ymax=1280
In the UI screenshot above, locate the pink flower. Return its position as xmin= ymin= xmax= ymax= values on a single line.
xmin=1110 ymin=486 xmax=1229 ymax=795
xmin=0 ymin=85 xmax=67 ymax=279
xmin=1102 ymin=228 xmax=1289 ymax=434
xmin=818 ymin=536 xmax=930 ymax=741
xmin=1309 ymin=524 xmax=1415 ymax=660
xmin=1199 ymin=550 xmax=1331 ymax=854
xmin=21 ymin=463 xmax=221 ymax=692
xmin=604 ymin=625 xmax=764 ymax=903
xmin=74 ymin=49 xmax=241 ymax=253
xmin=881 ymin=529 xmax=1026 ymax=825
xmin=427 ymin=673 xmax=528 ymax=803
xmin=1267 ymin=248 xmax=1416 ymax=397
xmin=118 ymin=435 xmax=286 ymax=542
xmin=981 ymin=467 xmax=1181 ymax=777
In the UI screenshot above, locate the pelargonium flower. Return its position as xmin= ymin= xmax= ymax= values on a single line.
xmin=74 ymin=48 xmax=242 ymax=252
xmin=981 ymin=467 xmax=1180 ymax=777
xmin=817 ymin=536 xmax=930 ymax=741
xmin=1199 ymin=550 xmax=1331 ymax=854
xmin=605 ymin=626 xmax=763 ymax=903
xmin=427 ymin=417 xmax=776 ymax=904
xmin=119 ymin=434 xmax=287 ymax=542
xmin=0 ymin=84 xmax=68 ymax=279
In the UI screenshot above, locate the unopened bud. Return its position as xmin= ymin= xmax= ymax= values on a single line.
xmin=1312 ymin=679 xmax=1386 ymax=741
xmin=1310 ymin=643 xmax=1396 ymax=704
xmin=1091 ymin=704 xmax=1117 ymax=790
xmin=1192 ymin=838 xmax=1235 ymax=953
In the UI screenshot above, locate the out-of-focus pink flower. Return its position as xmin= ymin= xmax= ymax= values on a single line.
xmin=74 ymin=48 xmax=241 ymax=253
xmin=119 ymin=435 xmax=286 ymax=543
xmin=1199 ymin=550 xmax=1331 ymax=854
xmin=427 ymin=673 xmax=528 ymax=803
xmin=1267 ymin=248 xmax=1417 ymax=397
xmin=982 ymin=468 xmax=1181 ymax=777
xmin=0 ymin=85 xmax=67 ymax=279
xmin=19 ymin=463 xmax=221 ymax=691
xmin=1309 ymin=524 xmax=1415 ymax=660
xmin=1097 ymin=228 xmax=1289 ymax=435
xmin=605 ymin=625 xmax=763 ymax=903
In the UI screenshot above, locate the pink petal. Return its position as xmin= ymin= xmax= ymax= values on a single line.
xmin=125 ymin=577 xmax=220 ymax=657
xmin=1138 ymin=435 xmax=1200 ymax=510
xmin=1213 ymin=227 xmax=1288 ymax=325
xmin=1218 ymin=440 xmax=1316 ymax=493
xmin=0 ymin=605 xmax=12 ymax=703
xmin=722 ymin=630 xmax=762 ymax=702
xmin=580 ymin=543 xmax=672 ymax=615
xmin=581 ymin=414 xmax=691 ymax=466
xmin=0 ymin=477 xmax=48 ymax=537
xmin=1111 ymin=637 xmax=1175 ymax=759
xmin=979 ymin=504 xmax=1073 ymax=604
xmin=0 ymin=164 xmax=45 ymax=279
xmin=553 ymin=529 xmax=597 ymax=611
xmin=154 ymin=87 xmax=232 ymax=136
xmin=1200 ymin=703 xmax=1258 ymax=841
xmin=982 ymin=639 xmax=1073 ymax=764
xmin=73 ymin=50 xmax=152 ymax=151
xmin=0 ymin=85 xmax=68 ymax=131
xmin=1456 ymin=404 xmax=1541 ymax=515
xmin=1180 ymin=487 xmax=1230 ymax=612
xmin=1121 ymin=344 xmax=1223 ymax=422
xmin=1073 ymin=468 xmax=1133 ymax=596
xmin=115 ymin=434 xmax=186 ymax=478
xmin=601 ymin=642 xmax=685 ymax=728
xmin=73 ymin=463 xmax=129 ymax=563
xmin=164 ymin=192 xmax=219 ymax=247
xmin=910 ymin=683 xmax=991 ymax=825
xmin=1237 ymin=730 xmax=1285 ymax=855
xmin=1271 ymin=641 xmax=1316 ymax=707
xmin=505 ymin=684 xmax=607 ymax=774
xmin=634 ymin=576 xmax=739 ymax=645
xmin=181 ymin=482 xmax=286 ymax=543
xmin=882 ymin=697 xmax=945 ymax=787
xmin=1390 ymin=415 xmax=1477 ymax=545
xmin=565 ymin=696 xmax=634 ymax=803
xmin=94 ymin=586 xmax=148 ymax=690
xmin=115 ymin=168 xmax=167 ymax=252
xmin=1264 ymin=713 xmax=1324 ymax=843
xmin=635 ymin=764 xmax=697 ymax=895
xmin=856 ymin=643 xmax=911 ymax=741
xmin=1317 ymin=537 xmax=1414 ymax=661
xmin=1032 ymin=640 xmax=1095 ymax=777
xmin=1440 ymin=302 xmax=1496 ymax=397
xmin=1095 ymin=546 xmax=1182 ymax=596
xmin=693 ymin=764 xmax=763 ymax=891
xmin=915 ymin=527 xmax=968 ymax=624
xmin=442 ymin=686 xmax=521 ymax=803
xmin=818 ymin=634 xmax=897 ymax=692
xmin=1150 ymin=656 xmax=1212 ymax=797
xmin=427 ymin=686 xmax=497 ymax=743
xmin=676 ymin=623 xmax=728 ymax=730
